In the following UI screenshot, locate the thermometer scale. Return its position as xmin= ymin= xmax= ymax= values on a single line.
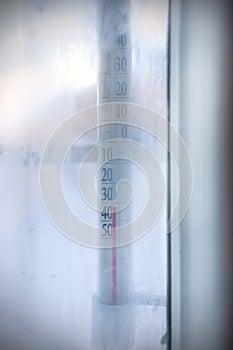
xmin=92 ymin=1 xmax=169 ymax=348
xmin=98 ymin=0 xmax=132 ymax=306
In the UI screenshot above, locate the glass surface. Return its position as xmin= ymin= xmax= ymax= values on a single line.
xmin=0 ymin=1 xmax=169 ymax=349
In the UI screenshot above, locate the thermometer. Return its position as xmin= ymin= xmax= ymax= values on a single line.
xmin=92 ymin=1 xmax=169 ymax=348
xmin=92 ymin=1 xmax=135 ymax=348
xmin=98 ymin=0 xmax=132 ymax=306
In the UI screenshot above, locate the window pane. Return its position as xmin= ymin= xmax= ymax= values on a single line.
xmin=0 ymin=1 xmax=169 ymax=349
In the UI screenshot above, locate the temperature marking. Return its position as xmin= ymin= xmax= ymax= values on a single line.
xmin=98 ymin=0 xmax=131 ymax=305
